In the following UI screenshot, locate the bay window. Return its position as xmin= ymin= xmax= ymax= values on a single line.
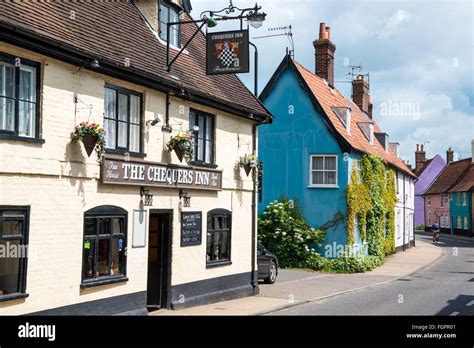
xmin=0 ymin=53 xmax=40 ymax=139
xmin=104 ymin=84 xmax=142 ymax=154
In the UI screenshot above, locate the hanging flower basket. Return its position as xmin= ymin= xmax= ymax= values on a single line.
xmin=166 ymin=133 xmax=194 ymax=164
xmin=82 ymin=134 xmax=98 ymax=157
xmin=239 ymin=154 xmax=258 ymax=177
xmin=71 ymin=122 xmax=106 ymax=162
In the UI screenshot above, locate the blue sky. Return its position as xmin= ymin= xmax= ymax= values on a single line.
xmin=191 ymin=0 xmax=473 ymax=163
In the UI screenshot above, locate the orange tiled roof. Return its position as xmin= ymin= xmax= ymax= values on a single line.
xmin=292 ymin=59 xmax=415 ymax=177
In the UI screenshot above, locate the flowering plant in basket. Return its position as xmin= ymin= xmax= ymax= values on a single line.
xmin=239 ymin=154 xmax=258 ymax=176
xmin=166 ymin=133 xmax=194 ymax=164
xmin=71 ymin=122 xmax=106 ymax=162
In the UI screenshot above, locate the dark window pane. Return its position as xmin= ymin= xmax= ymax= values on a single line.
xmin=111 ymin=237 xmax=125 ymax=276
xmin=111 ymin=218 xmax=122 ymax=235
xmin=1 ymin=220 xmax=23 ymax=237
xmin=84 ymin=218 xmax=97 ymax=236
xmin=98 ymin=218 xmax=111 ymax=235
xmin=82 ymin=239 xmax=95 ymax=280
xmin=0 ymin=240 xmax=21 ymax=295
xmin=97 ymin=239 xmax=110 ymax=277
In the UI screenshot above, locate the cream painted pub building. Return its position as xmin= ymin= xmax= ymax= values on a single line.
xmin=0 ymin=0 xmax=271 ymax=314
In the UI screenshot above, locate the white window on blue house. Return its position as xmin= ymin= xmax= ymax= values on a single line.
xmin=310 ymin=155 xmax=338 ymax=187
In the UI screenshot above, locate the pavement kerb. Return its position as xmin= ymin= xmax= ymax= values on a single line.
xmin=255 ymin=241 xmax=445 ymax=316
xmin=415 ymin=230 xmax=474 ymax=243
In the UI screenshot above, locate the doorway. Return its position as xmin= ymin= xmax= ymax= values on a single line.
xmin=147 ymin=210 xmax=172 ymax=311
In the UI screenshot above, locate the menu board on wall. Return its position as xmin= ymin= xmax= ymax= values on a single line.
xmin=181 ymin=212 xmax=202 ymax=247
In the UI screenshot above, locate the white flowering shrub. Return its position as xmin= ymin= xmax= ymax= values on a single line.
xmin=258 ymin=198 xmax=325 ymax=269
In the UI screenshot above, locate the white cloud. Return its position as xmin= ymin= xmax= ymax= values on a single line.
xmin=378 ymin=10 xmax=412 ymax=39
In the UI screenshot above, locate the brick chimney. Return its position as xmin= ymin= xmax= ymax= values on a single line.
xmin=447 ymin=147 xmax=454 ymax=163
xmin=368 ymin=95 xmax=374 ymax=119
xmin=415 ymin=144 xmax=426 ymax=171
xmin=352 ymin=75 xmax=370 ymax=115
xmin=313 ymin=23 xmax=336 ymax=88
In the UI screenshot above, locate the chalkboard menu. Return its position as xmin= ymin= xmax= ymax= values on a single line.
xmin=181 ymin=212 xmax=202 ymax=247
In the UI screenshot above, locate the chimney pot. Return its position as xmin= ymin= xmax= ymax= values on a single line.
xmin=415 ymin=144 xmax=426 ymax=171
xmin=319 ymin=23 xmax=326 ymax=39
xmin=352 ymin=75 xmax=370 ymax=115
xmin=447 ymin=147 xmax=454 ymax=163
xmin=314 ymin=22 xmax=336 ymax=88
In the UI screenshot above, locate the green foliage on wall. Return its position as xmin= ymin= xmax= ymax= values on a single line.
xmin=347 ymin=154 xmax=397 ymax=261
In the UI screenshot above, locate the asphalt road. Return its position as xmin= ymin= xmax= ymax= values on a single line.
xmin=267 ymin=234 xmax=474 ymax=315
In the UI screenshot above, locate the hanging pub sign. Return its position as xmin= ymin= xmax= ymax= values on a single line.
xmin=206 ymin=29 xmax=250 ymax=75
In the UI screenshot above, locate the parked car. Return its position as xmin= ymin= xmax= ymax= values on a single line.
xmin=257 ymin=242 xmax=279 ymax=284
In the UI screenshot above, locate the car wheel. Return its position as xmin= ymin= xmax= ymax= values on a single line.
xmin=264 ymin=261 xmax=277 ymax=284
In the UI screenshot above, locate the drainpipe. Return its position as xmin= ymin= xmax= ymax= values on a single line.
xmin=403 ymin=174 xmax=406 ymax=251
xmin=251 ymin=115 xmax=270 ymax=294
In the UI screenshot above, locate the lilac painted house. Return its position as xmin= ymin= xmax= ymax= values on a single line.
xmin=414 ymin=144 xmax=446 ymax=228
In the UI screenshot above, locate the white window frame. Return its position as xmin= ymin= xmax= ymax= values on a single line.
xmin=309 ymin=155 xmax=338 ymax=188
xmin=462 ymin=192 xmax=467 ymax=206
xmin=464 ymin=217 xmax=468 ymax=230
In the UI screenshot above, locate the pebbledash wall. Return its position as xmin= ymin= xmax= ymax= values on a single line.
xmin=0 ymin=42 xmax=257 ymax=315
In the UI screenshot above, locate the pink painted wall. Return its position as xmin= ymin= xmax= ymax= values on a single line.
xmin=424 ymin=193 xmax=450 ymax=229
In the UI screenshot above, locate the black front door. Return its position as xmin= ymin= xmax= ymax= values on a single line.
xmin=147 ymin=212 xmax=171 ymax=310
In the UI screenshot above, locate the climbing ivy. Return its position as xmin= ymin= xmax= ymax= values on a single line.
xmin=346 ymin=168 xmax=371 ymax=245
xmin=383 ymin=169 xmax=397 ymax=255
xmin=347 ymin=154 xmax=397 ymax=262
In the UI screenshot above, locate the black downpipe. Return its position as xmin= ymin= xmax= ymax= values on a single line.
xmin=251 ymin=117 xmax=269 ymax=293
xmin=162 ymin=92 xmax=172 ymax=132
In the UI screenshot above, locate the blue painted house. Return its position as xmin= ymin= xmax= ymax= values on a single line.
xmin=258 ymin=23 xmax=416 ymax=255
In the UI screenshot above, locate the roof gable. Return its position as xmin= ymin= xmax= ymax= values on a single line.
xmin=261 ymin=55 xmax=415 ymax=177
xmin=425 ymin=158 xmax=472 ymax=194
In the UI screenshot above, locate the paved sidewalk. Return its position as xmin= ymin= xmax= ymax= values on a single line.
xmin=151 ymin=238 xmax=443 ymax=316
xmin=416 ymin=230 xmax=473 ymax=243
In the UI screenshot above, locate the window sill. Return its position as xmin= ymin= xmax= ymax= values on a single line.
xmin=307 ymin=185 xmax=339 ymax=189
xmin=0 ymin=133 xmax=45 ymax=144
xmin=105 ymin=149 xmax=147 ymax=158
xmin=0 ymin=293 xmax=29 ymax=302
xmin=80 ymin=276 xmax=128 ymax=289
xmin=206 ymin=260 xmax=232 ymax=269
xmin=190 ymin=162 xmax=218 ymax=169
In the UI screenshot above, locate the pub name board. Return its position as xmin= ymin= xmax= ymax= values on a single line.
xmin=101 ymin=159 xmax=222 ymax=191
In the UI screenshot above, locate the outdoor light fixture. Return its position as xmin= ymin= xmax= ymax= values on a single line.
xmin=247 ymin=7 xmax=267 ymax=28
xmin=179 ymin=190 xmax=191 ymax=208
xmin=140 ymin=187 xmax=153 ymax=207
xmin=90 ymin=59 xmax=100 ymax=68
xmin=204 ymin=15 xmax=218 ymax=28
